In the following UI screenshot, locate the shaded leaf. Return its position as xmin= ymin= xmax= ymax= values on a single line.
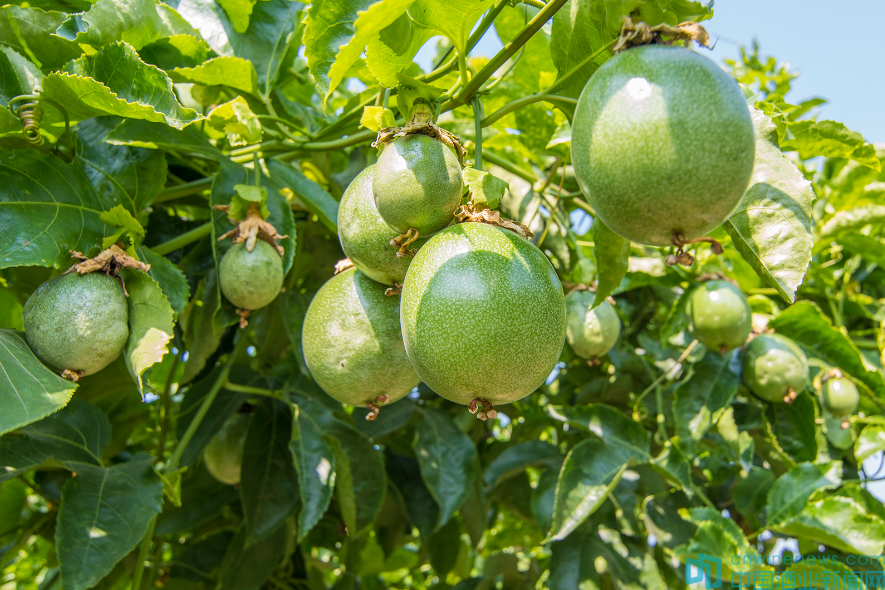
xmin=673 ymin=351 xmax=741 ymax=448
xmin=290 ymin=403 xmax=336 ymax=541
xmin=856 ymin=425 xmax=885 ymax=463
xmin=483 ymin=441 xmax=562 ymax=489
xmin=122 ymin=269 xmax=174 ymax=397
xmin=155 ymin=464 xmax=239 ymax=535
xmin=772 ymin=496 xmax=885 ymax=555
xmin=0 ymin=6 xmax=83 ymax=70
xmin=386 ymin=452 xmax=439 ymax=541
xmin=548 ymin=404 xmax=650 ymax=459
xmin=366 ymin=11 xmax=434 ymax=88
xmin=219 ymin=523 xmax=288 ymax=590
xmin=591 ymin=219 xmax=629 ymax=307
xmin=170 ymin=56 xmax=259 ymax=96
xmin=137 ymin=247 xmax=191 ymax=319
xmin=266 ymin=159 xmax=339 ymax=232
xmin=765 ymin=461 xmax=841 ymax=526
xmin=733 ymin=468 xmax=775 ymax=519
xmin=55 ymin=0 xmax=197 ymax=50
xmin=139 ymin=34 xmax=211 ymax=70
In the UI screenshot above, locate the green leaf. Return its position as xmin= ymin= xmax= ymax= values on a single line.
xmin=723 ymin=108 xmax=815 ymax=303
xmin=122 ymin=269 xmax=174 ymax=397
xmin=106 ymin=118 xmax=223 ymax=159
xmin=413 ymin=408 xmax=478 ymax=528
xmin=217 ymin=0 xmax=256 ymax=33
xmin=0 ymin=397 xmax=108 ymax=482
xmin=240 ymin=399 xmax=299 ymax=545
xmin=387 ymin=452 xmax=439 ymax=541
xmin=137 ymin=247 xmax=191 ymax=319
xmin=0 ymin=6 xmax=83 ymax=70
xmin=483 ymin=441 xmax=562 ymax=489
xmin=591 ymin=219 xmax=629 ymax=307
xmin=672 ymin=351 xmax=741 ymax=448
xmin=855 ymin=424 xmax=885 ymax=463
xmin=820 ymin=204 xmax=885 ymax=240
xmin=54 ymin=0 xmax=198 ymax=50
xmin=265 ymin=159 xmax=339 ymax=232
xmin=764 ymin=393 xmax=818 ymax=464
xmin=394 ymin=73 xmax=446 ymax=118
xmin=42 ymin=42 xmax=201 ymax=129
xmin=139 ymin=34 xmax=211 ymax=70
xmin=366 ymin=11 xmax=435 ymax=88
xmin=733 ymin=468 xmax=775 ymax=519
xmin=549 ymin=0 xmax=615 ymax=99
xmin=56 ymin=454 xmax=163 ymax=590
xmin=765 ymin=461 xmax=842 ymax=526
xmin=303 ymin=0 xmax=414 ymax=105
xmin=548 ymin=532 xmax=601 ymax=590
xmin=179 ymin=275 xmax=224 ymax=384
xmin=781 ymin=120 xmax=881 ymax=172
xmin=0 ymin=150 xmax=117 ymax=269
xmin=207 ymin=97 xmax=263 ymax=147
xmin=170 ymin=57 xmax=259 ymax=96
xmin=0 ymin=289 xmax=23 ymax=330
xmin=360 ymin=106 xmax=397 ymax=133
xmin=0 ymin=330 xmax=78 ymax=437
xmin=775 ymin=562 xmax=867 ymax=590
xmin=772 ymin=495 xmax=885 ymax=555
xmin=99 ymin=205 xmax=145 ymax=244
xmin=218 ymin=521 xmax=288 ymax=590
xmin=409 ymin=0 xmax=495 ymax=62
xmin=156 ymin=465 xmax=239 ymax=535
xmin=548 ymin=404 xmax=650 ymax=460
xmin=770 ymin=300 xmax=885 ymax=399
xmin=289 ymin=402 xmax=336 ymax=541
xmin=463 ymin=167 xmax=508 ymax=210
xmin=0 ymin=47 xmax=41 ymax=107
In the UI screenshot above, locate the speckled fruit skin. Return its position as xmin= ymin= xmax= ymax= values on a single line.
xmin=301 ymin=268 xmax=419 ymax=407
xmin=338 ymin=165 xmax=427 ymax=285
xmin=400 ymin=223 xmax=566 ymax=406
xmin=741 ymin=333 xmax=808 ymax=403
xmin=23 ymin=273 xmax=129 ymax=376
xmin=565 ymin=292 xmax=620 ymax=359
xmin=219 ymin=241 xmax=284 ymax=310
xmin=203 ymin=412 xmax=250 ymax=485
xmin=571 ymin=45 xmax=755 ymax=247
xmin=687 ymin=280 xmax=752 ymax=350
xmin=821 ymin=377 xmax=859 ymax=416
xmin=373 ymin=134 xmax=463 ymax=236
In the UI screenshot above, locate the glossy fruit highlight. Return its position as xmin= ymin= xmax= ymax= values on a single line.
xmin=821 ymin=376 xmax=859 ymax=416
xmin=219 ymin=241 xmax=284 ymax=310
xmin=687 ymin=280 xmax=752 ymax=350
xmin=565 ymin=292 xmax=620 ymax=359
xmin=741 ymin=333 xmax=808 ymax=403
xmin=203 ymin=411 xmax=250 ymax=485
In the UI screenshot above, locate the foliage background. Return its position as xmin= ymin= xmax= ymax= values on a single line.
xmin=1 ymin=0 xmax=884 ymax=589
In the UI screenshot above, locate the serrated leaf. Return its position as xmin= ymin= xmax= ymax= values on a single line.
xmin=409 ymin=0 xmax=494 ymax=58
xmin=483 ymin=441 xmax=562 ymax=489
xmin=765 ymin=461 xmax=841 ymax=526
xmin=772 ymin=496 xmax=885 ymax=555
xmin=548 ymin=404 xmax=650 ymax=459
xmin=266 ymin=159 xmax=338 ymax=232
xmin=591 ymin=219 xmax=629 ymax=307
xmin=819 ymin=204 xmax=885 ymax=239
xmin=723 ymin=108 xmax=815 ymax=303
xmin=549 ymin=0 xmax=615 ymax=99
xmin=0 ymin=47 xmax=41 ymax=106
xmin=99 ymin=205 xmax=145 ymax=239
xmin=137 ymin=246 xmax=191 ymax=319
xmin=207 ymin=97 xmax=262 ymax=147
xmin=170 ymin=56 xmax=259 ymax=96
xmin=290 ymin=403 xmax=336 ymax=541
xmin=217 ymin=0 xmax=256 ymax=33
xmin=781 ymin=120 xmax=881 ymax=172
xmin=54 ymin=0 xmax=198 ymax=50
xmin=303 ymin=0 xmax=414 ymax=105
xmin=855 ymin=424 xmax=885 ymax=463
xmin=122 ymin=269 xmax=174 ymax=396
xmin=0 ymin=6 xmax=83 ymax=70
xmin=366 ymin=11 xmax=434 ymax=88
xmin=360 ymin=106 xmax=397 ymax=133
xmin=139 ymin=34 xmax=211 ymax=70
xmin=673 ymin=351 xmax=741 ymax=448
xmin=413 ymin=408 xmax=477 ymax=529
xmin=106 ymin=118 xmax=223 ymax=158
xmin=56 ymin=453 xmax=163 ymax=590
xmin=463 ymin=167 xmax=508 ymax=210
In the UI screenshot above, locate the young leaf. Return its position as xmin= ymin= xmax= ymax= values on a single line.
xmin=0 ymin=330 xmax=78 ymax=437
xmin=723 ymin=108 xmax=815 ymax=303
xmin=289 ymin=403 xmax=336 ymax=541
xmin=206 ymin=97 xmax=263 ymax=147
xmin=765 ymin=461 xmax=842 ymax=526
xmin=591 ymin=219 xmax=629 ymax=308
xmin=394 ymin=73 xmax=446 ymax=118
xmin=121 ymin=269 xmax=174 ymax=397
xmin=217 ymin=0 xmax=256 ymax=33
xmin=99 ymin=205 xmax=146 ymax=243
xmin=170 ymin=56 xmax=260 ymax=96
xmin=672 ymin=350 xmax=741 ymax=448
xmin=463 ymin=167 xmax=508 ymax=210
xmin=819 ymin=204 xmax=885 ymax=240
xmin=230 ymin=185 xmax=270 ymax=220
xmin=360 ymin=106 xmax=397 ymax=133
xmin=56 ymin=454 xmax=163 ymax=590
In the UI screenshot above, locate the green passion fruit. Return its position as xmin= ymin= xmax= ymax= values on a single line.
xmin=203 ymin=411 xmax=250 ymax=485
xmin=219 ymin=241 xmax=284 ymax=310
xmin=687 ymin=280 xmax=752 ymax=351
xmin=338 ymin=165 xmax=426 ymax=285
xmin=301 ymin=268 xmax=419 ymax=411
xmin=571 ymin=45 xmax=755 ymax=247
xmin=373 ymin=134 xmax=463 ymax=237
xmin=821 ymin=376 xmax=859 ymax=416
xmin=741 ymin=333 xmax=808 ymax=403
xmin=565 ymin=292 xmax=620 ymax=359
xmin=23 ymin=272 xmax=129 ymax=377
xmin=400 ymin=222 xmax=566 ymax=411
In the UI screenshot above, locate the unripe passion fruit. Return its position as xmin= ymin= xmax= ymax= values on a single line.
xmin=565 ymin=291 xmax=620 ymax=359
xmin=373 ymin=134 xmax=463 ymax=236
xmin=301 ymin=268 xmax=419 ymax=408
xmin=203 ymin=411 xmax=250 ymax=485
xmin=219 ymin=241 xmax=284 ymax=310
xmin=400 ymin=223 xmax=566 ymax=407
xmin=23 ymin=272 xmax=129 ymax=376
xmin=687 ymin=280 xmax=752 ymax=350
xmin=338 ymin=165 xmax=426 ymax=285
xmin=821 ymin=377 xmax=859 ymax=416
xmin=741 ymin=333 xmax=808 ymax=403
xmin=571 ymin=45 xmax=755 ymax=247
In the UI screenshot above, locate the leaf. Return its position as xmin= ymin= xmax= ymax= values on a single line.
xmin=413 ymin=408 xmax=478 ymax=528
xmin=674 ymin=507 xmax=770 ymax=582
xmin=734 ymin=468 xmax=775 ymax=519
xmin=483 ymin=441 xmax=563 ymax=489
xmin=549 ymin=0 xmax=616 ymax=99
xmin=781 ymin=120 xmax=881 ymax=172
xmin=775 ymin=561 xmax=868 ymax=590
xmin=723 ymin=108 xmax=815 ymax=303
xmin=360 ymin=106 xmax=397 ymax=133
xmin=820 ymin=204 xmax=885 ymax=239
xmin=764 ymin=393 xmax=818 ymax=463
xmin=56 ymin=454 xmax=163 ymax=590
xmin=265 ymin=159 xmax=338 ymax=232
xmin=409 ymin=0 xmax=495 ymax=59
xmin=770 ymin=301 xmax=885 ymax=399
xmin=122 ymin=269 xmax=174 ymax=397
xmin=463 ymin=168 xmax=508 ymax=210
xmin=106 ymin=118 xmax=224 ymax=159
xmin=366 ymin=11 xmax=435 ymax=88
xmin=591 ymin=219 xmax=629 ymax=307
xmin=206 ymin=97 xmax=262 ymax=147
xmin=137 ymin=247 xmax=191 ymax=319
xmin=42 ymin=42 xmax=201 ymax=129
xmin=386 ymin=452 xmax=439 ymax=540
xmin=0 ymin=6 xmax=83 ymax=70
xmin=548 ymin=404 xmax=650 ymax=459
xmin=0 ymin=330 xmax=78 ymax=436
xmin=672 ymin=351 xmax=741 ymax=448
xmin=352 ymin=397 xmax=416 ymax=438
xmin=139 ymin=34 xmax=211 ymax=70
xmin=240 ymin=399 xmax=299 ymax=545
xmin=55 ymin=0 xmax=197 ymax=50
xmin=771 ymin=496 xmax=885 ymax=555
xmin=302 ymin=0 xmax=414 ymax=105
xmin=219 ymin=522 xmax=288 ymax=590
xmin=289 ymin=402 xmax=336 ymax=541
xmin=217 ymin=0 xmax=256 ymax=33
xmin=856 ymin=424 xmax=885 ymax=463
xmin=155 ymin=465 xmax=239 ymax=535
xmin=0 ymin=397 xmax=108 ymax=482
xmin=0 ymin=289 xmax=23 ymax=330
xmin=170 ymin=56 xmax=259 ymax=96
xmin=0 ymin=47 xmax=41 ymax=107
xmin=548 ymin=532 xmax=601 ymax=590
xmin=765 ymin=461 xmax=842 ymax=526
xmin=0 ymin=150 xmax=117 ymax=269
xmin=99 ymin=205 xmax=145 ymax=245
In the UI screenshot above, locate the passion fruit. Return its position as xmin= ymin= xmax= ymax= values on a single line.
xmin=219 ymin=241 xmax=284 ymax=310
xmin=301 ymin=268 xmax=419 ymax=409
xmin=338 ymin=165 xmax=426 ymax=285
xmin=565 ymin=292 xmax=620 ymax=359
xmin=23 ymin=272 xmax=129 ymax=376
xmin=741 ymin=333 xmax=808 ymax=403
xmin=203 ymin=411 xmax=250 ymax=485
xmin=400 ymin=222 xmax=566 ymax=409
xmin=821 ymin=376 xmax=859 ymax=416
xmin=571 ymin=45 xmax=755 ymax=247
xmin=373 ymin=134 xmax=463 ymax=237
xmin=687 ymin=280 xmax=752 ymax=351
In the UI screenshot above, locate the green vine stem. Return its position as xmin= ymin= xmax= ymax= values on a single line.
xmin=152 ymin=222 xmax=212 ymax=256
xmin=481 ymin=94 xmax=577 ymax=127
xmin=472 ymin=97 xmax=484 ymax=170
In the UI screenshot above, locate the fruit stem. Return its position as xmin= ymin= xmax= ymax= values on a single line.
xmin=154 ymin=177 xmax=212 ymax=204
xmin=224 ymin=381 xmax=284 ymax=399
xmin=152 ymin=222 xmax=213 ymax=256
xmin=472 ymin=97 xmax=484 ymax=170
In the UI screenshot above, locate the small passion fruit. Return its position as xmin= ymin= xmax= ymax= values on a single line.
xmin=741 ymin=333 xmax=808 ymax=403
xmin=565 ymin=291 xmax=620 ymax=359
xmin=203 ymin=411 xmax=251 ymax=485
xmin=301 ymin=268 xmax=419 ymax=412
xmin=23 ymin=272 xmax=129 ymax=377
xmin=219 ymin=241 xmax=284 ymax=310
xmin=821 ymin=376 xmax=859 ymax=417
xmin=687 ymin=280 xmax=752 ymax=351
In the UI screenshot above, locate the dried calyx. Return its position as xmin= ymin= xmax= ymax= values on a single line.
xmin=373 ymin=99 xmax=467 ymax=165
xmin=613 ymin=16 xmax=711 ymax=53
xmin=215 ymin=202 xmax=287 ymax=256
xmin=64 ymin=245 xmax=151 ymax=296
xmin=455 ymin=200 xmax=534 ymax=241
xmin=665 ymin=232 xmax=723 ymax=267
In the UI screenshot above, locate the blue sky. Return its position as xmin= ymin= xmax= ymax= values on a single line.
xmin=417 ymin=0 xmax=883 ymax=143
